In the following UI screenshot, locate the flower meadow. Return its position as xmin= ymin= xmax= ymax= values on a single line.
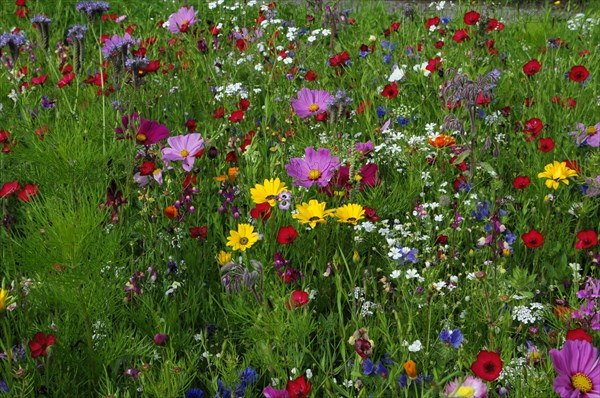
xmin=1 ymin=0 xmax=600 ymax=396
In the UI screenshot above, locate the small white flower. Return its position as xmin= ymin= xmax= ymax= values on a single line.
xmin=408 ymin=340 xmax=422 ymax=352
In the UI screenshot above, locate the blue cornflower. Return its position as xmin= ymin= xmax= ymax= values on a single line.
xmin=375 ymin=361 xmax=388 ymax=377
xmin=380 ymin=40 xmax=395 ymax=51
xmin=439 ymin=328 xmax=463 ymax=348
xmin=376 ymin=106 xmax=387 ymax=118
xmin=471 ymin=201 xmax=490 ymax=221
xmin=383 ymin=53 xmax=392 ymax=63
xmin=396 ymin=117 xmax=410 ymax=126
xmin=397 ymin=373 xmax=408 ymax=388
xmin=441 ymin=16 xmax=451 ymax=25
xmin=363 ymin=358 xmax=375 ymax=375
xmin=185 ymin=388 xmax=204 ymax=398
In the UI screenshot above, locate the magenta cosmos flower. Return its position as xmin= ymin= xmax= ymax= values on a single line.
xmin=550 ymin=339 xmax=600 ymax=397
xmin=444 ymin=376 xmax=487 ymax=398
xmin=161 ymin=133 xmax=204 ymax=172
xmin=136 ymin=118 xmax=170 ymax=146
xmin=291 ymin=87 xmax=333 ymax=118
xmin=167 ymin=6 xmax=198 ymax=34
xmin=285 ymin=147 xmax=340 ymax=188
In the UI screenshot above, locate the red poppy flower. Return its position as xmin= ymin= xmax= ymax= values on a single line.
xmin=235 ymin=38 xmax=248 ymax=52
xmin=575 ymin=230 xmax=597 ymax=250
xmin=57 ymin=73 xmax=75 ymax=88
xmin=229 ymin=110 xmax=244 ymax=123
xmin=0 ymin=180 xmax=21 ymax=198
xmin=512 ymin=175 xmax=530 ymax=190
xmin=329 ymin=51 xmax=349 ymax=67
xmin=305 ymin=70 xmax=317 ymax=81
xmin=164 ymin=205 xmax=178 ymax=220
xmin=250 ymin=202 xmax=272 ymax=222
xmin=277 ymin=225 xmax=297 ymax=245
xmin=31 ymin=74 xmax=48 ymax=86
xmin=452 ymin=29 xmax=469 ymax=43
xmin=287 ymin=290 xmax=309 ymax=309
xmin=189 ymin=226 xmax=207 ymax=240
xmin=522 ymin=59 xmax=541 ymax=76
xmin=471 ymin=350 xmax=502 ymax=381
xmin=569 ymin=65 xmax=589 ymax=82
xmin=237 ymin=99 xmax=250 ymax=111
xmin=476 ymin=92 xmax=490 ymax=106
xmin=486 ymin=18 xmax=505 ymax=31
xmin=28 ymin=332 xmax=56 ymax=358
xmin=566 ymin=328 xmax=592 ymax=342
xmin=522 ymin=229 xmax=544 ymax=248
xmin=381 ymin=82 xmax=398 ymax=100
xmin=17 ymin=184 xmax=38 ymax=202
xmin=213 ymin=107 xmax=225 ymax=119
xmin=538 ymin=137 xmax=554 ymax=152
xmin=425 ymin=16 xmax=440 ymax=29
xmin=287 ymin=375 xmax=311 ymax=398
xmin=523 ymin=118 xmax=543 ymax=142
xmin=363 ymin=206 xmax=379 ymax=221
xmin=464 ymin=10 xmax=480 ymax=25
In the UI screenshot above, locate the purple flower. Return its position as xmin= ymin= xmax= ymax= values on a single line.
xmin=285 ymin=147 xmax=340 ymax=188
xmin=135 ymin=118 xmax=169 ymax=146
xmin=66 ymin=25 xmax=88 ymax=41
xmin=101 ymin=33 xmax=137 ymax=58
xmin=161 ymin=133 xmax=204 ymax=172
xmin=167 ymin=6 xmax=198 ymax=34
xmin=31 ymin=15 xmax=52 ymax=24
xmin=153 ymin=333 xmax=169 ymax=346
xmin=262 ymin=386 xmax=289 ymax=398
xmin=550 ymin=340 xmax=600 ymax=397
xmin=440 ymin=328 xmax=464 ymax=348
xmin=76 ymin=1 xmax=110 ymax=17
xmin=354 ymin=140 xmax=374 ymax=156
xmin=0 ymin=32 xmax=27 ymax=48
xmin=570 ymin=122 xmax=600 ymax=147
xmin=291 ymin=88 xmax=334 ymax=118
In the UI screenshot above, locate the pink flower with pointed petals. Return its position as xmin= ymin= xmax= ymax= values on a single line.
xmin=161 ymin=134 xmax=204 ymax=172
xmin=291 ymin=88 xmax=333 ymax=118
xmin=135 ymin=118 xmax=170 ymax=146
xmin=550 ymin=339 xmax=600 ymax=398
xmin=285 ymin=147 xmax=340 ymax=188
xmin=167 ymin=6 xmax=198 ymax=34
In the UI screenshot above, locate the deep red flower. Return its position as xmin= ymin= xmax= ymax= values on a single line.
xmin=523 ymin=59 xmax=541 ymax=76
xmin=470 ymin=350 xmax=502 ymax=381
xmin=235 ymin=38 xmax=248 ymax=52
xmin=569 ymin=65 xmax=589 ymax=82
xmin=475 ymin=92 xmax=490 ymax=106
xmin=575 ymin=230 xmax=597 ymax=250
xmin=566 ymin=328 xmax=592 ymax=342
xmin=16 ymin=0 xmax=27 ymax=6
xmin=486 ymin=18 xmax=504 ymax=31
xmin=363 ymin=206 xmax=379 ymax=221
xmin=538 ymin=137 xmax=554 ymax=152
xmin=425 ymin=16 xmax=440 ymax=29
xmin=277 ymin=225 xmax=297 ymax=245
xmin=83 ymin=72 xmax=108 ymax=86
xmin=523 ymin=118 xmax=543 ymax=142
xmin=229 ymin=110 xmax=244 ymax=123
xmin=522 ymin=229 xmax=544 ymax=248
xmin=57 ymin=73 xmax=75 ymax=88
xmin=250 ymin=202 xmax=272 ymax=222
xmin=436 ymin=235 xmax=448 ymax=244
xmin=305 ymin=70 xmax=317 ymax=81
xmin=213 ymin=107 xmax=225 ymax=119
xmin=452 ymin=29 xmax=469 ymax=43
xmin=464 ymin=10 xmax=480 ymax=25
xmin=0 ymin=181 xmax=21 ymax=198
xmin=329 ymin=51 xmax=349 ymax=67
xmin=381 ymin=82 xmax=398 ymax=100
xmin=28 ymin=332 xmax=56 ymax=358
xmin=288 ymin=290 xmax=309 ymax=309
xmin=512 ymin=175 xmax=530 ymax=190
xmin=563 ymin=159 xmax=580 ymax=174
xmin=31 ymin=74 xmax=48 ymax=86
xmin=17 ymin=184 xmax=38 ymax=202
xmin=287 ymin=375 xmax=311 ymax=398
xmin=189 ymin=226 xmax=208 ymax=240
xmin=237 ymin=99 xmax=250 ymax=112
xmin=426 ymin=56 xmax=442 ymax=73
xmin=0 ymin=130 xmax=9 ymax=143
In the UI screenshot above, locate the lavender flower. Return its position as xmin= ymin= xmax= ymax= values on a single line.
xmin=102 ymin=33 xmax=137 ymax=59
xmin=31 ymin=15 xmax=51 ymax=51
xmin=167 ymin=6 xmax=198 ymax=34
xmin=290 ymin=88 xmax=333 ymax=118
xmin=0 ymin=32 xmax=28 ymax=64
xmin=285 ymin=146 xmax=341 ymax=188
xmin=76 ymin=1 xmax=110 ymax=19
xmin=67 ymin=25 xmax=87 ymax=73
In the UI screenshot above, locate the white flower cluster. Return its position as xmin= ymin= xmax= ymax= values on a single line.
xmin=567 ymin=13 xmax=600 ymax=35
xmin=214 ymin=82 xmax=249 ymax=101
xmin=512 ymin=302 xmax=545 ymax=324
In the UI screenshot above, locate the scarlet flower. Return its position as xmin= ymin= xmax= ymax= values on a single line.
xmin=464 ymin=10 xmax=480 ymax=25
xmin=575 ymin=230 xmax=597 ymax=250
xmin=276 ymin=225 xmax=297 ymax=245
xmin=250 ymin=202 xmax=272 ymax=222
xmin=512 ymin=175 xmax=531 ymax=190
xmin=213 ymin=107 xmax=225 ymax=119
xmin=0 ymin=181 xmax=21 ymax=198
xmin=425 ymin=16 xmax=440 ymax=29
xmin=568 ymin=65 xmax=589 ymax=82
xmin=31 ymin=74 xmax=48 ymax=86
xmin=229 ymin=110 xmax=244 ymax=123
xmin=235 ymin=38 xmax=248 ymax=52
xmin=522 ymin=229 xmax=544 ymax=248
xmin=471 ymin=350 xmax=502 ymax=381
xmin=538 ymin=137 xmax=555 ymax=152
xmin=563 ymin=159 xmax=580 ymax=174
xmin=523 ymin=59 xmax=542 ymax=76
xmin=17 ymin=184 xmax=38 ymax=202
xmin=286 ymin=375 xmax=311 ymax=398
xmin=452 ymin=29 xmax=469 ymax=43
xmin=363 ymin=206 xmax=379 ymax=221
xmin=28 ymin=332 xmax=56 ymax=358
xmin=566 ymin=328 xmax=592 ymax=342
xmin=237 ymin=98 xmax=250 ymax=111
xmin=381 ymin=81 xmax=398 ymax=100
xmin=164 ymin=205 xmax=178 ymax=220
xmin=305 ymin=70 xmax=317 ymax=81
xmin=475 ymin=92 xmax=490 ymax=106
xmin=57 ymin=73 xmax=76 ymax=88
xmin=328 ymin=51 xmax=349 ymax=67
xmin=189 ymin=226 xmax=207 ymax=240
xmin=428 ymin=134 xmax=456 ymax=148
xmin=523 ymin=118 xmax=544 ymax=142
xmin=288 ymin=290 xmax=309 ymax=309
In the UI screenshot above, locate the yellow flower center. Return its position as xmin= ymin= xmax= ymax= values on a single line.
xmin=571 ymin=373 xmax=592 ymax=393
xmin=309 ymin=216 xmax=321 ymax=222
xmin=454 ymin=386 xmax=475 ymax=397
xmin=347 ymin=217 xmax=357 ymax=223
xmin=239 ymin=237 xmax=249 ymax=246
xmin=136 ymin=133 xmax=147 ymax=142
xmin=308 ymin=169 xmax=322 ymax=180
xmin=587 ymin=126 xmax=598 ymax=135
xmin=309 ymin=103 xmax=319 ymax=112
xmin=354 ymin=174 xmax=363 ymax=182
xmin=180 ymin=149 xmax=189 ymax=157
xmin=265 ymin=195 xmax=275 ymax=200
xmin=153 ymin=168 xmax=162 ymax=175
xmin=182 ymin=20 xmax=189 ymax=26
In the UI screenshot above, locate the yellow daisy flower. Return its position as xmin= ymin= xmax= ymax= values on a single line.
xmin=335 ymin=203 xmax=365 ymax=225
xmin=217 ymin=250 xmax=232 ymax=266
xmin=293 ymin=199 xmax=334 ymax=228
xmin=537 ymin=161 xmax=578 ymax=190
xmin=250 ymin=178 xmax=288 ymax=207
xmin=226 ymin=223 xmax=259 ymax=252
xmin=0 ymin=288 xmax=12 ymax=312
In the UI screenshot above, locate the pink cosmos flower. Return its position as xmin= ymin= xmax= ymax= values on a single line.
xmin=570 ymin=122 xmax=600 ymax=147
xmin=285 ymin=147 xmax=340 ymax=188
xmin=161 ymin=133 xmax=204 ymax=172
xmin=550 ymin=339 xmax=600 ymax=398
xmin=291 ymin=88 xmax=333 ymax=118
xmin=167 ymin=6 xmax=198 ymax=34
xmin=135 ymin=118 xmax=170 ymax=146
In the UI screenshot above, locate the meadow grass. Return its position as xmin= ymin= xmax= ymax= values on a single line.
xmin=1 ymin=0 xmax=599 ymax=396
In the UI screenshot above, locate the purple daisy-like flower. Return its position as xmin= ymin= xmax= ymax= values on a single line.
xmin=262 ymin=386 xmax=289 ymax=398
xmin=550 ymin=339 xmax=600 ymax=398
xmin=443 ymin=376 xmax=487 ymax=398
xmin=285 ymin=147 xmax=341 ymax=188
xmin=291 ymin=87 xmax=334 ymax=118
xmin=66 ymin=25 xmax=88 ymax=41
xmin=167 ymin=6 xmax=198 ymax=34
xmin=135 ymin=118 xmax=169 ymax=146
xmin=571 ymin=122 xmax=600 ymax=147
xmin=76 ymin=1 xmax=110 ymax=17
xmin=161 ymin=133 xmax=204 ymax=172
